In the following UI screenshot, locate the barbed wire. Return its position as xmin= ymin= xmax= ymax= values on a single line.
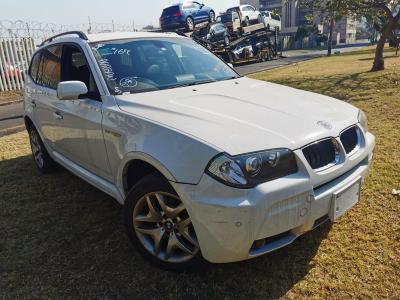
xmin=0 ymin=20 xmax=140 ymax=41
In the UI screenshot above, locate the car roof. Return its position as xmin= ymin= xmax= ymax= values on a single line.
xmin=36 ymin=31 xmax=185 ymax=50
xmin=86 ymin=31 xmax=184 ymax=43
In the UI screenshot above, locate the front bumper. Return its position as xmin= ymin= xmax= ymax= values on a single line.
xmin=172 ymin=132 xmax=375 ymax=263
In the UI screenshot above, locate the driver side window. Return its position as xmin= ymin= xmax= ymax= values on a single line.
xmin=61 ymin=44 xmax=100 ymax=101
xmin=192 ymin=2 xmax=201 ymax=9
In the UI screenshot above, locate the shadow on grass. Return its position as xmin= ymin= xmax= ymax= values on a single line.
xmin=358 ymin=55 xmax=399 ymax=61
xmin=0 ymin=155 xmax=331 ymax=299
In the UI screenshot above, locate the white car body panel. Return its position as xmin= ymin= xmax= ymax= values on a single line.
xmin=238 ymin=5 xmax=261 ymax=22
xmin=262 ymin=11 xmax=281 ymax=31
xmin=115 ymin=77 xmax=359 ymax=155
xmin=23 ymin=32 xmax=375 ymax=264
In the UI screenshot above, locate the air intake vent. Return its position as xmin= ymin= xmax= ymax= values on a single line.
xmin=340 ymin=126 xmax=359 ymax=154
xmin=302 ymin=139 xmax=339 ymax=170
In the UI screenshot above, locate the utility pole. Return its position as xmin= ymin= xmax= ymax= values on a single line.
xmin=26 ymin=22 xmax=31 ymax=38
xmin=88 ymin=16 xmax=92 ymax=34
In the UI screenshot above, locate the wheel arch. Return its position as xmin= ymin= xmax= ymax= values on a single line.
xmin=119 ymin=152 xmax=178 ymax=197
xmin=24 ymin=115 xmax=34 ymax=130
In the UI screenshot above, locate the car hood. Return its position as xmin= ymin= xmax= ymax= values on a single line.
xmin=115 ymin=77 xmax=359 ymax=155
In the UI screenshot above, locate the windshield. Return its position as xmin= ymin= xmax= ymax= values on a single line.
xmin=90 ymin=37 xmax=239 ymax=95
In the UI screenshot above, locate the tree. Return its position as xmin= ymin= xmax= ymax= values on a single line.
xmin=298 ymin=0 xmax=349 ymax=56
xmin=346 ymin=0 xmax=400 ymax=71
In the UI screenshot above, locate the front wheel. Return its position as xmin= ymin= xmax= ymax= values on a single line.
xmin=124 ymin=174 xmax=203 ymax=271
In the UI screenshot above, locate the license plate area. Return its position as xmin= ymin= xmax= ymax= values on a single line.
xmin=329 ymin=178 xmax=362 ymax=221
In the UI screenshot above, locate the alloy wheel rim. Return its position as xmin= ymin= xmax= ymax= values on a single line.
xmin=187 ymin=18 xmax=194 ymax=30
xmin=133 ymin=192 xmax=199 ymax=263
xmin=30 ymin=130 xmax=44 ymax=168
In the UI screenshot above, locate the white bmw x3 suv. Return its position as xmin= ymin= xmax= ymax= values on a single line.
xmin=24 ymin=31 xmax=375 ymax=270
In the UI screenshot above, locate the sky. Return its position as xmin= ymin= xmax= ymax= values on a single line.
xmin=0 ymin=0 xmax=240 ymax=28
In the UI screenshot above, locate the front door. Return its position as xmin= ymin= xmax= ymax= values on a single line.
xmin=52 ymin=44 xmax=111 ymax=181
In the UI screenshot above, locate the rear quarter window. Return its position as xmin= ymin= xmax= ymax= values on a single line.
xmin=36 ymin=45 xmax=62 ymax=89
xmin=28 ymin=52 xmax=41 ymax=82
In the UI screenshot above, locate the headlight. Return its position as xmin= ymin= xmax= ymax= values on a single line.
xmin=206 ymin=149 xmax=298 ymax=188
xmin=358 ymin=110 xmax=368 ymax=133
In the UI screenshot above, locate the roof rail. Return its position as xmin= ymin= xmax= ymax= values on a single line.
xmin=39 ymin=31 xmax=88 ymax=47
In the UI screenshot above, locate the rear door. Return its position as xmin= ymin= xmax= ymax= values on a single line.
xmin=28 ymin=45 xmax=63 ymax=150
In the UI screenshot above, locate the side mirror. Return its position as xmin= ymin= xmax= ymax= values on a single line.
xmin=57 ymin=81 xmax=88 ymax=100
xmin=200 ymin=3 xmax=205 ymax=8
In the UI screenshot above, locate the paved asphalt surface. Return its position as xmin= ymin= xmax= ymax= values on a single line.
xmin=0 ymin=44 xmax=369 ymax=135
xmin=235 ymin=44 xmax=369 ymax=75
xmin=0 ymin=101 xmax=25 ymax=136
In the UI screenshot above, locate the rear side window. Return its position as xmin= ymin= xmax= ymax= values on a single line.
xmin=183 ymin=2 xmax=194 ymax=10
xmin=227 ymin=7 xmax=239 ymax=14
xmin=28 ymin=52 xmax=41 ymax=82
xmin=37 ymin=45 xmax=62 ymax=89
xmin=272 ymin=14 xmax=280 ymax=21
xmin=162 ymin=6 xmax=180 ymax=15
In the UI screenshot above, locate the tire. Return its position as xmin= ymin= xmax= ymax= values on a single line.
xmin=124 ymin=173 xmax=203 ymax=271
xmin=209 ymin=11 xmax=215 ymax=22
xmin=28 ymin=125 xmax=58 ymax=173
xmin=186 ymin=17 xmax=194 ymax=31
xmin=266 ymin=24 xmax=270 ymax=31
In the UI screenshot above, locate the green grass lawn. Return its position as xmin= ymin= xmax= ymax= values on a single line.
xmin=1 ymin=48 xmax=399 ymax=299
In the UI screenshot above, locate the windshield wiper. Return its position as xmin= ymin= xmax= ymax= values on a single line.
xmin=186 ymin=79 xmax=217 ymax=86
xmin=160 ymin=79 xmax=217 ymax=90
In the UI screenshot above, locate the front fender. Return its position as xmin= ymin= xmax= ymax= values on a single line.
xmin=116 ymin=151 xmax=178 ymax=198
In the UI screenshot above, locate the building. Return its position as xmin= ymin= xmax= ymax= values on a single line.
xmin=241 ymin=0 xmax=357 ymax=43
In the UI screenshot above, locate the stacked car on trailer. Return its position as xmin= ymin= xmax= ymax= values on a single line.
xmin=158 ymin=2 xmax=282 ymax=66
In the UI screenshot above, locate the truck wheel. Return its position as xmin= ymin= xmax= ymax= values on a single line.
xmin=124 ymin=173 xmax=203 ymax=271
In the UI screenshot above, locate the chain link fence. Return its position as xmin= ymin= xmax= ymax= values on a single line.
xmin=0 ymin=20 xmax=138 ymax=41
xmin=0 ymin=20 xmax=140 ymax=91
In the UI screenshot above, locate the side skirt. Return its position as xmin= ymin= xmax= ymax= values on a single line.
xmin=52 ymin=151 xmax=124 ymax=205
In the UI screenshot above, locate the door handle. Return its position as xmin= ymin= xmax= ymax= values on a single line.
xmin=53 ymin=111 xmax=63 ymax=120
xmin=31 ymin=100 xmax=36 ymax=108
